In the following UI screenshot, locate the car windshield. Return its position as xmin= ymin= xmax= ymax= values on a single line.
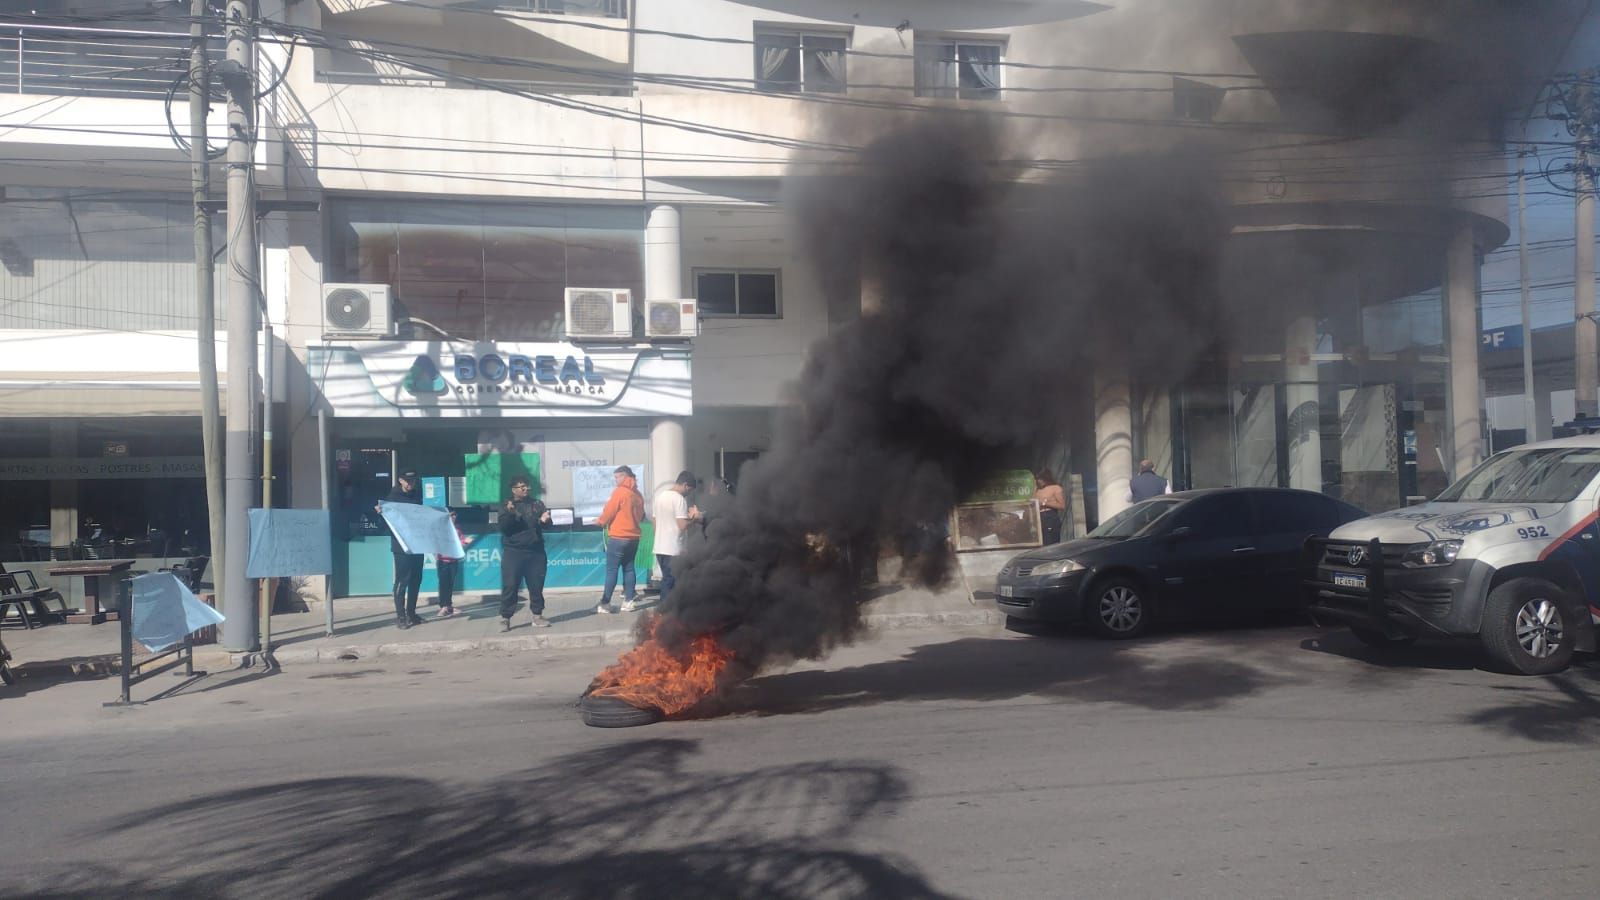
xmin=1435 ymin=448 xmax=1600 ymax=504
xmin=1088 ymin=497 xmax=1183 ymax=538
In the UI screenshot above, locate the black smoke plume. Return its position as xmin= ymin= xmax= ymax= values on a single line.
xmin=656 ymin=115 xmax=1229 ymax=669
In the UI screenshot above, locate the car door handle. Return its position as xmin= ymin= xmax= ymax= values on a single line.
xmin=1232 ymin=546 xmax=1256 ymax=553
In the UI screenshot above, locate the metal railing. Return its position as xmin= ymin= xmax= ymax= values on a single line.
xmin=471 ymin=0 xmax=629 ymax=18
xmin=0 ymin=22 xmax=223 ymax=101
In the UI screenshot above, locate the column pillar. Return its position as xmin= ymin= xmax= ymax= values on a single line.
xmin=1285 ymin=314 xmax=1322 ymax=491
xmin=1446 ymin=224 xmax=1484 ymax=480
xmin=49 ymin=419 xmax=78 ymax=550
xmin=1095 ymin=372 xmax=1134 ymax=524
xmin=1533 ymin=371 xmax=1555 ymax=442
xmin=645 ymin=204 xmax=682 ymax=303
xmin=1575 ymin=163 xmax=1596 ymax=418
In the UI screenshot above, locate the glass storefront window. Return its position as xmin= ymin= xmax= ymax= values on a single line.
xmin=1171 ymin=248 xmax=1460 ymax=514
xmin=329 ymin=199 xmax=645 ymax=341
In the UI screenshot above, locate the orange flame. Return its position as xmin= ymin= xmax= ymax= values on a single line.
xmin=587 ymin=617 xmax=735 ymax=716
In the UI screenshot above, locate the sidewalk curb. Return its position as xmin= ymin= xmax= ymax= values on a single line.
xmin=10 ymin=608 xmax=1003 ymax=677
xmin=224 ymin=608 xmax=1003 ymax=666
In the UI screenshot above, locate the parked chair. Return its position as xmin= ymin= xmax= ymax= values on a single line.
xmin=0 ymin=564 xmax=67 ymax=629
xmin=160 ymin=556 xmax=210 ymax=592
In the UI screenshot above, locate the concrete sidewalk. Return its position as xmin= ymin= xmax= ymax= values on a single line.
xmin=4 ymin=578 xmax=1001 ymax=677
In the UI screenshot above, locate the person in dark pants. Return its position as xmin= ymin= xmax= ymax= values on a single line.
xmin=434 ymin=510 xmax=474 ymax=619
xmin=651 ymin=470 xmax=700 ymax=608
xmin=379 ymin=470 xmax=425 ymax=630
xmin=498 ymin=475 xmax=552 ymax=631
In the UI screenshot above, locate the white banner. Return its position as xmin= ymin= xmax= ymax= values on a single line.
xmin=309 ymin=340 xmax=692 ymax=419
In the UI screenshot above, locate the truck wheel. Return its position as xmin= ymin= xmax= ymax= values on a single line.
xmin=1480 ymin=578 xmax=1576 ymax=675
xmin=1348 ymin=626 xmax=1417 ymax=649
xmin=1085 ymin=576 xmax=1150 ymax=640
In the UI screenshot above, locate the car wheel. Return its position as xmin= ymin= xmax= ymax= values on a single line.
xmin=1348 ymin=626 xmax=1417 ymax=649
xmin=1086 ymin=576 xmax=1150 ymax=640
xmin=1480 ymin=578 xmax=1576 ymax=676
xmin=580 ymin=694 xmax=664 ymax=728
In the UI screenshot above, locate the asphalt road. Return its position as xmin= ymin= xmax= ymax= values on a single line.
xmin=2 ymin=621 xmax=1597 ymax=899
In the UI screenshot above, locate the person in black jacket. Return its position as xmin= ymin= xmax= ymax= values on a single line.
xmin=378 ymin=470 xmax=425 ymax=630
xmin=499 ymin=474 xmax=552 ymax=631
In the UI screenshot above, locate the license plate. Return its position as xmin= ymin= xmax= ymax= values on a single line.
xmin=999 ymin=585 xmax=1015 ymax=598
xmin=1333 ymin=573 xmax=1367 ymax=589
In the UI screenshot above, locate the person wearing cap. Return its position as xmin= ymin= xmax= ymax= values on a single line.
xmin=377 ymin=470 xmax=425 ymax=630
xmin=595 ymin=465 xmax=645 ymax=614
xmin=651 ymin=470 xmax=702 ymax=608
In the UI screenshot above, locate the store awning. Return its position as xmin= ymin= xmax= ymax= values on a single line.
xmin=0 ymin=330 xmax=231 ymax=418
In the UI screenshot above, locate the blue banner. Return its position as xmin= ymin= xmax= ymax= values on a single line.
xmin=130 ymin=572 xmax=225 ymax=652
xmin=246 ymin=508 xmax=333 ymax=578
xmin=379 ymin=502 xmax=466 ymax=558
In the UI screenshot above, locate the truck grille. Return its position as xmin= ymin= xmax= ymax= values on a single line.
xmin=1321 ymin=542 xmax=1409 ymax=569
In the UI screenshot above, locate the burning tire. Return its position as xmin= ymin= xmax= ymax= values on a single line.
xmin=580 ymin=693 xmax=664 ymax=728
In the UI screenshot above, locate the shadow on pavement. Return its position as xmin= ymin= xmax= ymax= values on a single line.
xmin=1297 ymin=631 xmax=1480 ymax=672
xmin=1462 ymin=662 xmax=1600 ymax=744
xmin=0 ymin=739 xmax=954 ymax=900
xmin=718 ymin=634 xmax=1280 ymax=717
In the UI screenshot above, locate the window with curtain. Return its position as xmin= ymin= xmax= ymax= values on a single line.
xmin=915 ymin=39 xmax=1003 ymax=100
xmin=754 ymin=30 xmax=847 ymax=94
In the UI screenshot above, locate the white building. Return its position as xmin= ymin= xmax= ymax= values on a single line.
xmin=0 ymin=0 xmax=1583 ymax=611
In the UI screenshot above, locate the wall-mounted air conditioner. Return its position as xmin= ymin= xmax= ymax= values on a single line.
xmin=322 ymin=283 xmax=394 ymax=339
xmin=645 ymin=299 xmax=697 ymax=340
xmin=564 ymin=288 xmax=633 ymax=341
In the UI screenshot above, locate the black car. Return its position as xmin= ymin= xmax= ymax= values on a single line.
xmin=995 ymin=488 xmax=1366 ymax=638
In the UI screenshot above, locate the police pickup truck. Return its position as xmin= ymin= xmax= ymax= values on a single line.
xmin=1307 ymin=436 xmax=1600 ymax=675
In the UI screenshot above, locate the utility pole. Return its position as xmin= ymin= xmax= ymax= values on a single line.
xmin=1574 ymin=73 xmax=1598 ymax=420
xmin=191 ymin=0 xmax=224 ymax=590
xmin=220 ymin=0 xmax=259 ymax=651
xmin=1519 ymin=154 xmax=1536 ymax=441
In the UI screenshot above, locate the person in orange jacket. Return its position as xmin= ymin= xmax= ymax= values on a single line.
xmin=595 ymin=465 xmax=646 ymax=614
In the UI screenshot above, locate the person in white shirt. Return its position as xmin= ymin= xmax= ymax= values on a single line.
xmin=648 ymin=470 xmax=701 ymax=609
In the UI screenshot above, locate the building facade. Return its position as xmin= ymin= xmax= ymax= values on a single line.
xmin=0 ymin=0 xmax=1585 ymax=605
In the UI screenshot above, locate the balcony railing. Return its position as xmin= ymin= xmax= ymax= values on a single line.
xmin=0 ymin=22 xmax=223 ymax=101
xmin=466 ymin=0 xmax=629 ymax=18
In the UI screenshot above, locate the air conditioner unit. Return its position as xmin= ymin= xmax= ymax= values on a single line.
xmin=322 ymin=283 xmax=394 ymax=338
xmin=645 ymin=299 xmax=697 ymax=340
xmin=564 ymin=288 xmax=632 ymax=341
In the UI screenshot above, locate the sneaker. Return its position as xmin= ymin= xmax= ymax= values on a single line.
xmin=620 ymin=599 xmax=638 ymax=613
xmin=530 ymin=614 xmax=551 ymax=628
xmin=499 ymin=617 xmax=511 ymax=633
xmin=436 ymin=607 xmax=455 ymax=619
xmin=396 ymin=617 xmax=411 ymax=631
xmin=408 ymin=614 xmax=425 ymax=626
xmin=596 ymin=603 xmax=617 ymax=615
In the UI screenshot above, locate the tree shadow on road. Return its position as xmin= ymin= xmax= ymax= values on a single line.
xmin=1461 ymin=661 xmax=1600 ymax=744
xmin=0 ymin=739 xmax=954 ymax=900
xmin=713 ymin=634 xmax=1282 ymax=718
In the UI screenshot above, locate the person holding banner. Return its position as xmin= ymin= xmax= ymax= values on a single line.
xmin=499 ymin=475 xmax=552 ymax=631
xmin=378 ymin=470 xmax=425 ymax=630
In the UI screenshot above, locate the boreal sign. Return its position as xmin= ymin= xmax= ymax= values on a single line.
xmin=454 ymin=353 xmax=606 ymax=396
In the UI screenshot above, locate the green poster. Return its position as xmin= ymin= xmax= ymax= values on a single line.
xmin=967 ymin=469 xmax=1036 ymax=503
xmin=464 ymin=451 xmax=540 ymax=505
